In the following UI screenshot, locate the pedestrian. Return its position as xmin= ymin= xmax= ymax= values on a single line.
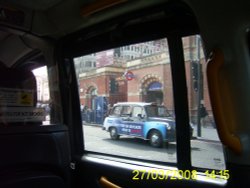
xmin=45 ymin=104 xmax=50 ymax=116
xmin=80 ymin=104 xmax=86 ymax=121
xmin=80 ymin=104 xmax=84 ymax=112
xmin=200 ymin=104 xmax=208 ymax=127
xmin=105 ymin=104 xmax=112 ymax=117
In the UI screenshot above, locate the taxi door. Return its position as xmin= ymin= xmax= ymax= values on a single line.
xmin=125 ymin=106 xmax=145 ymax=138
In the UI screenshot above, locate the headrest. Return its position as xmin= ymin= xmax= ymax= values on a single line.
xmin=0 ymin=67 xmax=45 ymax=125
xmin=0 ymin=68 xmax=37 ymax=106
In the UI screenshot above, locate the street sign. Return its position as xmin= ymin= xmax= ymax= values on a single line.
xmin=124 ymin=71 xmax=134 ymax=81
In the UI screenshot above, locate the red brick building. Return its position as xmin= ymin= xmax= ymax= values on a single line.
xmin=77 ymin=36 xmax=211 ymax=117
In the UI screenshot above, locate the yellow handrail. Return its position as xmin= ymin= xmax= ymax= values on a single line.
xmin=206 ymin=49 xmax=242 ymax=154
xmin=99 ymin=176 xmax=121 ymax=188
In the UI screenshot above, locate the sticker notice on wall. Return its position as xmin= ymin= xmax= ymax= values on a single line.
xmin=0 ymin=107 xmax=45 ymax=122
xmin=0 ymin=88 xmax=34 ymax=107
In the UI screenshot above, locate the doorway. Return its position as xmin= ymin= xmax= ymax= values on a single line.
xmin=145 ymin=82 xmax=163 ymax=104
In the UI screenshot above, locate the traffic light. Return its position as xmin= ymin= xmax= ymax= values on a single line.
xmin=192 ymin=61 xmax=198 ymax=79
xmin=192 ymin=61 xmax=203 ymax=95
xmin=109 ymin=78 xmax=119 ymax=93
xmin=192 ymin=61 xmax=198 ymax=91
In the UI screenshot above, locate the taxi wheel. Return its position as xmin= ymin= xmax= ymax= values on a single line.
xmin=149 ymin=130 xmax=163 ymax=148
xmin=110 ymin=127 xmax=120 ymax=140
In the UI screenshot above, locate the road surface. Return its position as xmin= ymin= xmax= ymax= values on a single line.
xmin=83 ymin=124 xmax=225 ymax=170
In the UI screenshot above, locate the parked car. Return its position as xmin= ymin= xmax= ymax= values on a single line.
xmin=103 ymin=102 xmax=193 ymax=147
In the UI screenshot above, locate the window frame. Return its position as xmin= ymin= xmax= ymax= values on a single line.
xmin=66 ymin=35 xmax=193 ymax=168
xmin=168 ymin=35 xmax=192 ymax=170
xmin=59 ymin=1 xmax=225 ymax=177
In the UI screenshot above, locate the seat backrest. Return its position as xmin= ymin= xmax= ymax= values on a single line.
xmin=0 ymin=66 xmax=45 ymax=126
xmin=0 ymin=66 xmax=70 ymax=188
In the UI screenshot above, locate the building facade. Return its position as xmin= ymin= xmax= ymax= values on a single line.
xmin=76 ymin=36 xmax=211 ymax=118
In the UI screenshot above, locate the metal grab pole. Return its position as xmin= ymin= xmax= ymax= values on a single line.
xmin=196 ymin=36 xmax=202 ymax=137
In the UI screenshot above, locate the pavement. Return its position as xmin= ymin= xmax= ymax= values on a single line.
xmin=192 ymin=125 xmax=220 ymax=141
xmin=83 ymin=121 xmax=102 ymax=127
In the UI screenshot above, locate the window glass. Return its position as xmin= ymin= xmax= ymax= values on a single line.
xmin=33 ymin=65 xmax=62 ymax=125
xmin=182 ymin=35 xmax=226 ymax=170
xmin=145 ymin=105 xmax=158 ymax=117
xmin=131 ymin=106 xmax=143 ymax=117
xmin=74 ymin=36 xmax=226 ymax=169
xmin=158 ymin=106 xmax=171 ymax=117
xmin=111 ymin=106 xmax=122 ymax=116
xmin=74 ymin=38 xmax=178 ymax=163
xmin=121 ymin=106 xmax=131 ymax=116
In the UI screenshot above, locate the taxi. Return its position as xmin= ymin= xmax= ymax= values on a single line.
xmin=103 ymin=102 xmax=189 ymax=147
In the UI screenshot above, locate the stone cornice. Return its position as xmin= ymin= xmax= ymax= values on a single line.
xmin=79 ymin=66 xmax=125 ymax=79
xmin=126 ymin=52 xmax=170 ymax=70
